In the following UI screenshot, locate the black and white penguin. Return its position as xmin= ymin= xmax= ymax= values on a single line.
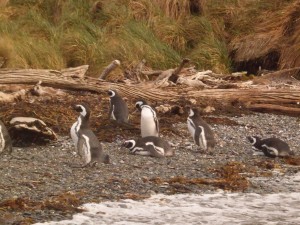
xmin=70 ymin=111 xmax=81 ymax=152
xmin=0 ymin=120 xmax=12 ymax=155
xmin=135 ymin=100 xmax=159 ymax=137
xmin=107 ymin=89 xmax=129 ymax=123
xmin=187 ymin=108 xmax=216 ymax=151
xmin=247 ymin=136 xmax=294 ymax=158
xmin=122 ymin=136 xmax=173 ymax=158
xmin=73 ymin=104 xmax=109 ymax=166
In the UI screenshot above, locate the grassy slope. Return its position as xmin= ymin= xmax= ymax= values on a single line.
xmin=0 ymin=0 xmax=296 ymax=76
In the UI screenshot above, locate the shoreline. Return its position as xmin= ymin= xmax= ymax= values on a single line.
xmin=0 ymin=112 xmax=299 ymax=224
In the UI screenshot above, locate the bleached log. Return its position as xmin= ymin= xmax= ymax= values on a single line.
xmin=134 ymin=59 xmax=147 ymax=81
xmin=141 ymin=70 xmax=163 ymax=76
xmin=99 ymin=60 xmax=121 ymax=80
xmin=61 ymin=65 xmax=89 ymax=79
xmin=31 ymin=81 xmax=65 ymax=96
xmin=177 ymin=77 xmax=210 ymax=88
xmin=245 ymin=103 xmax=300 ymax=116
xmin=155 ymin=58 xmax=190 ymax=84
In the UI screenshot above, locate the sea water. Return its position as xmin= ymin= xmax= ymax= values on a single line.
xmin=34 ymin=191 xmax=300 ymax=225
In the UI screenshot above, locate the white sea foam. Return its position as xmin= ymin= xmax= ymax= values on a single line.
xmin=35 ymin=191 xmax=300 ymax=225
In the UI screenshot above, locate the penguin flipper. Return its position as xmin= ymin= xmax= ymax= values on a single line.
xmin=155 ymin=117 xmax=159 ymax=135
xmin=145 ymin=142 xmax=164 ymax=158
xmin=194 ymin=127 xmax=201 ymax=146
xmin=77 ymin=136 xmax=85 ymax=158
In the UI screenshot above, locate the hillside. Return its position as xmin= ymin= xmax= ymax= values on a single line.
xmin=0 ymin=0 xmax=299 ymax=76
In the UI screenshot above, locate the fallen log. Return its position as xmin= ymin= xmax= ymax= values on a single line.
xmin=0 ymin=66 xmax=178 ymax=102
xmin=245 ymin=103 xmax=300 ymax=116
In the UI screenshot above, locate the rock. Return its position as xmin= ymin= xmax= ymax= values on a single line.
xmin=9 ymin=117 xmax=57 ymax=146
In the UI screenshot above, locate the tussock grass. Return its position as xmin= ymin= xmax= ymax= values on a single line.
xmin=0 ymin=0 xmax=297 ymax=75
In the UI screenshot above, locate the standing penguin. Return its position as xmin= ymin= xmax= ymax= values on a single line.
xmin=135 ymin=100 xmax=159 ymax=137
xmin=107 ymin=89 xmax=129 ymax=123
xmin=187 ymin=108 xmax=216 ymax=151
xmin=122 ymin=136 xmax=173 ymax=158
xmin=70 ymin=112 xmax=81 ymax=152
xmin=0 ymin=120 xmax=12 ymax=155
xmin=247 ymin=136 xmax=293 ymax=158
xmin=72 ymin=104 xmax=109 ymax=166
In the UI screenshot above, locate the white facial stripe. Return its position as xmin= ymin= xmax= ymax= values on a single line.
xmin=136 ymin=101 xmax=144 ymax=107
xmin=262 ymin=144 xmax=279 ymax=156
xmin=250 ymin=137 xmax=256 ymax=145
xmin=124 ymin=140 xmax=136 ymax=150
xmin=109 ymin=90 xmax=115 ymax=97
xmin=189 ymin=109 xmax=194 ymax=117
xmin=76 ymin=105 xmax=87 ymax=117
xmin=75 ymin=117 xmax=82 ymax=132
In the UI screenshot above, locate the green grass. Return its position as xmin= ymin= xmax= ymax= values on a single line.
xmin=0 ymin=0 xmax=296 ymax=75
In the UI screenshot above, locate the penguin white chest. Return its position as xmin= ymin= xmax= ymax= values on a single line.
xmin=187 ymin=118 xmax=195 ymax=138
xmin=0 ymin=125 xmax=5 ymax=152
xmin=110 ymin=104 xmax=116 ymax=120
xmin=141 ymin=108 xmax=158 ymax=137
xmin=81 ymin=135 xmax=92 ymax=164
xmin=70 ymin=118 xmax=81 ymax=151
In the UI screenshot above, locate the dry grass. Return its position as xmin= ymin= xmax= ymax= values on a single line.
xmin=0 ymin=0 xmax=298 ymax=75
xmin=230 ymin=0 xmax=300 ymax=73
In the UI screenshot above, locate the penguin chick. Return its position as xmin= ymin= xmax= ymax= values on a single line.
xmin=135 ymin=100 xmax=159 ymax=137
xmin=122 ymin=136 xmax=173 ymax=158
xmin=108 ymin=89 xmax=129 ymax=123
xmin=0 ymin=120 xmax=12 ymax=155
xmin=187 ymin=108 xmax=216 ymax=151
xmin=247 ymin=136 xmax=293 ymax=158
xmin=73 ymin=104 xmax=109 ymax=166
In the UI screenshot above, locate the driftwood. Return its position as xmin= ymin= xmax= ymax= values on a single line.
xmin=98 ymin=60 xmax=121 ymax=80
xmin=0 ymin=66 xmax=177 ymax=102
xmin=155 ymin=58 xmax=190 ymax=86
xmin=61 ymin=65 xmax=89 ymax=79
xmin=0 ymin=65 xmax=300 ymax=115
xmin=0 ymin=89 xmax=27 ymax=102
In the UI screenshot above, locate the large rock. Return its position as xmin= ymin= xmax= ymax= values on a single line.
xmin=9 ymin=117 xmax=57 ymax=146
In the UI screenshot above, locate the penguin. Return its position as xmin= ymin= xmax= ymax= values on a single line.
xmin=247 ymin=136 xmax=294 ymax=158
xmin=0 ymin=120 xmax=12 ymax=155
xmin=70 ymin=114 xmax=80 ymax=152
xmin=122 ymin=136 xmax=173 ymax=158
xmin=73 ymin=104 xmax=109 ymax=166
xmin=107 ymin=89 xmax=129 ymax=123
xmin=187 ymin=108 xmax=216 ymax=151
xmin=135 ymin=100 xmax=159 ymax=137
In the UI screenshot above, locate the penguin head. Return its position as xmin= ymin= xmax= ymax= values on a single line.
xmin=107 ymin=89 xmax=117 ymax=98
xmin=188 ymin=108 xmax=200 ymax=117
xmin=73 ymin=104 xmax=90 ymax=118
xmin=247 ymin=136 xmax=260 ymax=145
xmin=122 ymin=140 xmax=136 ymax=150
xmin=135 ymin=100 xmax=147 ymax=111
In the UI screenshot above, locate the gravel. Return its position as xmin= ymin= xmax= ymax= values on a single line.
xmin=0 ymin=112 xmax=299 ymax=224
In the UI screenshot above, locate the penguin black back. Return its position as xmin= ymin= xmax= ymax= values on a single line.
xmin=73 ymin=104 xmax=109 ymax=165
xmin=108 ymin=89 xmax=129 ymax=123
xmin=123 ymin=136 xmax=173 ymax=157
xmin=187 ymin=108 xmax=216 ymax=151
xmin=247 ymin=136 xmax=293 ymax=158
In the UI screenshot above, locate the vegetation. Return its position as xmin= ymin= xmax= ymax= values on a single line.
xmin=0 ymin=0 xmax=297 ymax=76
